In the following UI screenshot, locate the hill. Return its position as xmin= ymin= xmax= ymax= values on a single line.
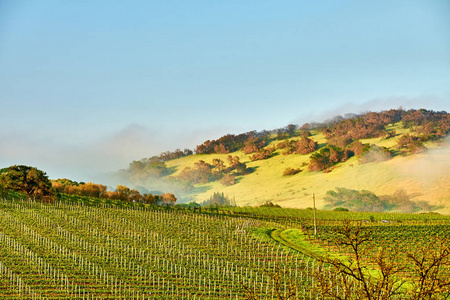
xmin=114 ymin=108 xmax=450 ymax=213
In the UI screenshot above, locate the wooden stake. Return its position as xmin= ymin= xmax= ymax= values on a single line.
xmin=313 ymin=193 xmax=317 ymax=238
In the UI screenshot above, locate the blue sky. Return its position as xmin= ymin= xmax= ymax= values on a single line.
xmin=1 ymin=0 xmax=449 ymax=181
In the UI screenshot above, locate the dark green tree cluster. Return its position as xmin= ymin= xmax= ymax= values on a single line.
xmin=128 ymin=158 xmax=170 ymax=179
xmin=259 ymin=201 xmax=281 ymax=208
xmin=276 ymin=124 xmax=299 ymax=140
xmin=308 ymin=145 xmax=349 ymax=172
xmin=201 ymin=192 xmax=234 ymax=207
xmin=324 ymin=187 xmax=431 ymax=213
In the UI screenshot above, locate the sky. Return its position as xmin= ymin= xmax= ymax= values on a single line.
xmin=1 ymin=0 xmax=450 ymax=182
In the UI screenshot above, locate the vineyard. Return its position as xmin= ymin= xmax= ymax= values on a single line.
xmin=0 ymin=196 xmax=450 ymax=299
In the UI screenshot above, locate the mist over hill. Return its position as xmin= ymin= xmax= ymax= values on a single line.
xmin=111 ymin=108 xmax=450 ymax=213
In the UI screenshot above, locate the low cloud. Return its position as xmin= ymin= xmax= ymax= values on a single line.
xmin=402 ymin=138 xmax=450 ymax=186
xmin=0 ymin=123 xmax=240 ymax=184
xmin=296 ymin=94 xmax=450 ymax=125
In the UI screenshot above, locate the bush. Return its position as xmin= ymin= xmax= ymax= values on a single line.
xmin=359 ymin=145 xmax=392 ymax=164
xmin=333 ymin=207 xmax=349 ymax=212
xmin=220 ymin=174 xmax=236 ymax=186
xmin=260 ymin=201 xmax=281 ymax=208
xmin=250 ymin=146 xmax=276 ymax=161
xmin=283 ymin=168 xmax=301 ymax=176
xmin=202 ymin=192 xmax=234 ymax=207
xmin=308 ymin=145 xmax=346 ymax=171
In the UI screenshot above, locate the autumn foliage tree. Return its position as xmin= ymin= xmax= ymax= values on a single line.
xmin=52 ymin=180 xmax=107 ymax=198
xmin=242 ymin=137 xmax=266 ymax=154
xmin=249 ymin=146 xmax=276 ymax=161
xmin=52 ymin=179 xmax=176 ymax=205
xmin=397 ymin=134 xmax=426 ymax=153
xmin=279 ymin=137 xmax=317 ymax=155
xmin=0 ymin=165 xmax=52 ymax=200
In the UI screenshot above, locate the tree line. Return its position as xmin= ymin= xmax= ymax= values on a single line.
xmin=323 ymin=187 xmax=432 ymax=213
xmin=307 ymin=109 xmax=450 ymax=172
xmin=52 ymin=179 xmax=176 ymax=205
xmin=121 ymin=108 xmax=450 ymax=184
xmin=0 ymin=165 xmax=176 ymax=205
xmin=178 ymin=155 xmax=250 ymax=186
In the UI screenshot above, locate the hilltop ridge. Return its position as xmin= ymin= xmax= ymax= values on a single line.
xmin=113 ymin=108 xmax=450 ymax=213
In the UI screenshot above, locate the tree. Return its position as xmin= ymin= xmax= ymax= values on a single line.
xmin=313 ymin=221 xmax=450 ymax=299
xmin=242 ymin=137 xmax=265 ymax=154
xmin=359 ymin=145 xmax=392 ymax=164
xmin=115 ymin=185 xmax=131 ymax=201
xmin=286 ymin=124 xmax=298 ymax=137
xmin=220 ymin=173 xmax=236 ymax=186
xmin=397 ymin=134 xmax=426 ymax=154
xmin=308 ymin=145 xmax=346 ymax=172
xmin=177 ymin=160 xmax=214 ymax=184
xmin=0 ymin=165 xmax=52 ymax=200
xmin=249 ymin=146 xmax=276 ymax=161
xmin=202 ymin=192 xmax=233 ymax=207
xmin=160 ymin=193 xmax=177 ymax=206
xmin=214 ymin=143 xmax=230 ymax=154
xmin=313 ymin=222 xmax=405 ymax=300
xmin=406 ymin=238 xmax=450 ymax=299
xmin=294 ymin=137 xmax=317 ymax=154
xmin=226 ymin=155 xmax=249 ymax=174
xmin=283 ymin=167 xmax=301 ymax=176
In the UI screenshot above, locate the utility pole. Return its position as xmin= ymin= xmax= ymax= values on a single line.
xmin=313 ymin=193 xmax=317 ymax=238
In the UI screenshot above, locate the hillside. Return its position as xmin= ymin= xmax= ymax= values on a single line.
xmin=115 ymin=109 xmax=450 ymax=213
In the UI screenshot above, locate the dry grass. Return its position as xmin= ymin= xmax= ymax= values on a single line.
xmin=164 ymin=124 xmax=450 ymax=212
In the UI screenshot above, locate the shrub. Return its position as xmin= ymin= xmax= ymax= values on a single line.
xmin=359 ymin=145 xmax=392 ymax=164
xmin=333 ymin=207 xmax=349 ymax=212
xmin=308 ymin=145 xmax=346 ymax=171
xmin=283 ymin=168 xmax=301 ymax=176
xmin=250 ymin=146 xmax=276 ymax=161
xmin=260 ymin=201 xmax=281 ymax=208
xmin=220 ymin=174 xmax=236 ymax=186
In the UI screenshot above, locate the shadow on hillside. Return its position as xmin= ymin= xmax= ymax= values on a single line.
xmin=269 ymin=152 xmax=280 ymax=158
xmin=317 ymin=142 xmax=327 ymax=149
xmin=234 ymin=176 xmax=245 ymax=184
xmin=166 ymin=166 xmax=177 ymax=176
xmin=190 ymin=185 xmax=212 ymax=194
xmin=244 ymin=166 xmax=259 ymax=175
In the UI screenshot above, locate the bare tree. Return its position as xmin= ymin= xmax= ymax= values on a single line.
xmin=313 ymin=221 xmax=450 ymax=300
xmin=406 ymin=238 xmax=450 ymax=299
xmin=313 ymin=222 xmax=405 ymax=300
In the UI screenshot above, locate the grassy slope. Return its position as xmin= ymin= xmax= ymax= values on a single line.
xmin=165 ymin=123 xmax=450 ymax=213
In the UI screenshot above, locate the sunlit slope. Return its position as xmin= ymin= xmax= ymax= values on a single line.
xmin=165 ymin=127 xmax=450 ymax=212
